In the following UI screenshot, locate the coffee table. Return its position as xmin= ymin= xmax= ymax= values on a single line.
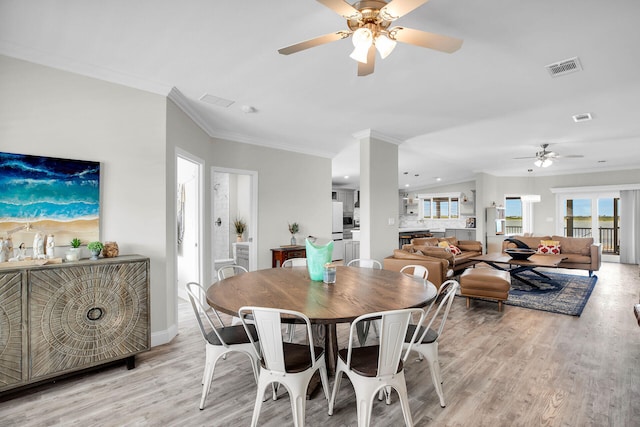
xmin=469 ymin=253 xmax=567 ymax=288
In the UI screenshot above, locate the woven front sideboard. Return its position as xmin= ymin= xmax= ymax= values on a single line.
xmin=0 ymin=255 xmax=150 ymax=393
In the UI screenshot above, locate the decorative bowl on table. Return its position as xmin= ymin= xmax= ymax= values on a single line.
xmin=504 ymin=248 xmax=536 ymax=260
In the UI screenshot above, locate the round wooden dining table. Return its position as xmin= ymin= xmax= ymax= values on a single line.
xmin=206 ymin=265 xmax=437 ymax=374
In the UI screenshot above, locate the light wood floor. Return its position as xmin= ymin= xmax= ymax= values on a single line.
xmin=2 ymin=262 xmax=639 ymax=426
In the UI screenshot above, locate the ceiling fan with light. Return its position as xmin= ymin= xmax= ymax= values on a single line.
xmin=278 ymin=0 xmax=463 ymax=76
xmin=514 ymin=143 xmax=584 ymax=168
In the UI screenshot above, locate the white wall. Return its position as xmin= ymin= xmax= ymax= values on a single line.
xmin=0 ymin=55 xmax=171 ymax=339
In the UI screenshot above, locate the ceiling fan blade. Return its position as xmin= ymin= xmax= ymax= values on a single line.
xmin=357 ymin=46 xmax=376 ymax=76
xmin=557 ymin=154 xmax=584 ymax=159
xmin=278 ymin=31 xmax=351 ymax=55
xmin=390 ymin=27 xmax=463 ymax=53
xmin=316 ymin=0 xmax=361 ymax=19
xmin=513 ymin=156 xmax=537 ymax=160
xmin=380 ymin=0 xmax=431 ymax=21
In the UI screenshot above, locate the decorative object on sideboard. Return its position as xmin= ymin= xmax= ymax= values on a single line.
xmin=234 ymin=218 xmax=246 ymax=242
xmin=33 ymin=232 xmax=45 ymax=259
xmin=87 ymin=241 xmax=104 ymax=260
xmin=46 ymin=234 xmax=55 ymax=259
xmin=288 ymin=222 xmax=299 ymax=245
xmin=102 ymin=241 xmax=119 ymax=258
xmin=66 ymin=237 xmax=82 ymax=261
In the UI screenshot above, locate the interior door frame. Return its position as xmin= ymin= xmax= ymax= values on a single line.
xmin=211 ymin=166 xmax=258 ymax=272
xmin=175 ymin=149 xmax=204 ymax=302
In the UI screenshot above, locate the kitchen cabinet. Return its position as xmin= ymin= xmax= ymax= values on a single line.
xmin=445 ymin=228 xmax=477 ymax=241
xmin=233 ymin=242 xmax=250 ymax=270
xmin=0 ymin=255 xmax=150 ymax=394
xmin=343 ymin=240 xmax=360 ymax=265
xmin=333 ymin=190 xmax=355 ymax=213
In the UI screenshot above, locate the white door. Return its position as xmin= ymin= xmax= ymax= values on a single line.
xmin=177 ymin=153 xmax=203 ymax=302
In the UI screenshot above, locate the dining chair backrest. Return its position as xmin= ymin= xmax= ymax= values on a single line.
xmin=186 ymin=282 xmax=226 ymax=345
xmin=410 ymin=280 xmax=459 ymax=350
xmin=400 ymin=264 xmax=429 ymax=281
xmin=346 ymin=258 xmax=382 ymax=269
xmin=281 ymin=257 xmax=307 ymax=268
xmin=238 ymin=306 xmax=316 ymax=373
xmin=347 ymin=308 xmax=424 ymax=376
xmin=217 ymin=264 xmax=248 ymax=281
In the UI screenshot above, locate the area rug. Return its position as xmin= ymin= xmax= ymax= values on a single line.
xmin=503 ymin=271 xmax=598 ymax=316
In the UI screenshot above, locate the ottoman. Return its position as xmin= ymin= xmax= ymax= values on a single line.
xmin=460 ymin=268 xmax=511 ymax=311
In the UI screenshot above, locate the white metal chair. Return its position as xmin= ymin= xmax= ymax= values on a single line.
xmin=328 ymin=308 xmax=425 ymax=427
xmin=346 ymin=258 xmax=382 ymax=269
xmin=400 ymin=264 xmax=429 ymax=281
xmin=348 ymin=258 xmax=382 ymax=345
xmin=239 ymin=306 xmax=330 ymax=427
xmin=402 ymin=280 xmax=459 ymax=408
xmin=216 ymin=264 xmax=248 ymax=280
xmin=280 ymin=258 xmax=307 ymax=340
xmin=185 ymin=282 xmax=260 ymax=410
xmin=281 ymin=257 xmax=307 ymax=267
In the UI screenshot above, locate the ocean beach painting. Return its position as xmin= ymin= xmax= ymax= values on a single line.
xmin=0 ymin=151 xmax=100 ymax=248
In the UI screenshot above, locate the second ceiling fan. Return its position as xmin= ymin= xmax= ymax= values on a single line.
xmin=278 ymin=0 xmax=463 ymax=76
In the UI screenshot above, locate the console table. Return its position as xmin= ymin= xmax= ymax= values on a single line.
xmin=270 ymin=245 xmax=306 ymax=267
xmin=0 ymin=255 xmax=150 ymax=394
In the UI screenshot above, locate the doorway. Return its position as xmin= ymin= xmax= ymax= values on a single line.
xmin=211 ymin=167 xmax=258 ymax=280
xmin=557 ymin=191 xmax=620 ymax=262
xmin=176 ymin=152 xmax=203 ymax=301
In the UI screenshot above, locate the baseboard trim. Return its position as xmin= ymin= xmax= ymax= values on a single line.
xmin=151 ymin=324 xmax=178 ymax=347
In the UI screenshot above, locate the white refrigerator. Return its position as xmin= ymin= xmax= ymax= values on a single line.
xmin=332 ymin=202 xmax=344 ymax=261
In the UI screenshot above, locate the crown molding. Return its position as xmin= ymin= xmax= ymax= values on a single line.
xmin=168 ymin=87 xmax=335 ymax=159
xmin=352 ymin=129 xmax=404 ymax=145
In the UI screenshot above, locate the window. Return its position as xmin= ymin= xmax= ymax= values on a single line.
xmin=505 ymin=197 xmax=523 ymax=235
xmin=419 ymin=193 xmax=459 ymax=219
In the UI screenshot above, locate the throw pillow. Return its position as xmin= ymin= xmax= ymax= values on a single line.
xmin=437 ymin=241 xmax=450 ymax=249
xmin=448 ymin=244 xmax=462 ymax=256
xmin=537 ymin=240 xmax=560 ymax=255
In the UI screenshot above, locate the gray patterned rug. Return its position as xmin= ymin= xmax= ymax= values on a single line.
xmin=504 ymin=271 xmax=598 ymax=316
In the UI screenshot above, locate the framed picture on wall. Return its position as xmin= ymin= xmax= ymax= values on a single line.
xmin=0 ymin=151 xmax=100 ymax=248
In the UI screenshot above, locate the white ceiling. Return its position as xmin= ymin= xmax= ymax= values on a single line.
xmin=2 ymin=0 xmax=639 ymax=189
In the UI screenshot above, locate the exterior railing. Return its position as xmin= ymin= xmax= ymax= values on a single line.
xmin=502 ymin=226 xmax=619 ymax=254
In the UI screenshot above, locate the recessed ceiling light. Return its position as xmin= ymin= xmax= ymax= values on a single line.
xmin=598 ymin=160 xmax=607 ymax=163
xmin=403 ymin=171 xmax=409 ymax=175
xmin=414 ymin=174 xmax=419 ymax=177
xmin=435 ymin=177 xmax=442 ymax=182
xmin=241 ymin=105 xmax=256 ymax=113
xmin=344 ymin=175 xmax=349 ymax=179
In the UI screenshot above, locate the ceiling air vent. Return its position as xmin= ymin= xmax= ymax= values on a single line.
xmin=572 ymin=113 xmax=592 ymax=123
xmin=545 ymin=57 xmax=582 ymax=77
xmin=199 ymin=93 xmax=235 ymax=108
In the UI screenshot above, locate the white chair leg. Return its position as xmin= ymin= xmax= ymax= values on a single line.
xmin=395 ymin=376 xmax=414 ymax=427
xmin=286 ymin=379 xmax=309 ymax=427
xmin=328 ymin=369 xmax=344 ymax=415
xmin=353 ymin=386 xmax=375 ymax=427
xmin=420 ymin=344 xmax=446 ymax=408
xmin=251 ymin=375 xmax=269 ymax=427
xmin=318 ymin=363 xmax=331 ymax=402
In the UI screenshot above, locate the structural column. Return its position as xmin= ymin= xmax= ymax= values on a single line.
xmin=355 ymin=130 xmax=399 ymax=262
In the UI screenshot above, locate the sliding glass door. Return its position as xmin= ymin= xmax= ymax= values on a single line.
xmin=561 ymin=195 xmax=619 ymax=254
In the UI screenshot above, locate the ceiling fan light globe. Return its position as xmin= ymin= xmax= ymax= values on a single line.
xmin=349 ymin=46 xmax=370 ymax=63
xmin=351 ymin=27 xmax=373 ymax=49
xmin=375 ymin=33 xmax=396 ymax=59
xmin=535 ymin=158 xmax=552 ymax=168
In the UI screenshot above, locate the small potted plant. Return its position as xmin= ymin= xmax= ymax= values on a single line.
xmin=66 ymin=238 xmax=82 ymax=261
xmin=288 ymin=222 xmax=299 ymax=245
xmin=234 ymin=218 xmax=246 ymax=242
xmin=87 ymin=241 xmax=104 ymax=260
